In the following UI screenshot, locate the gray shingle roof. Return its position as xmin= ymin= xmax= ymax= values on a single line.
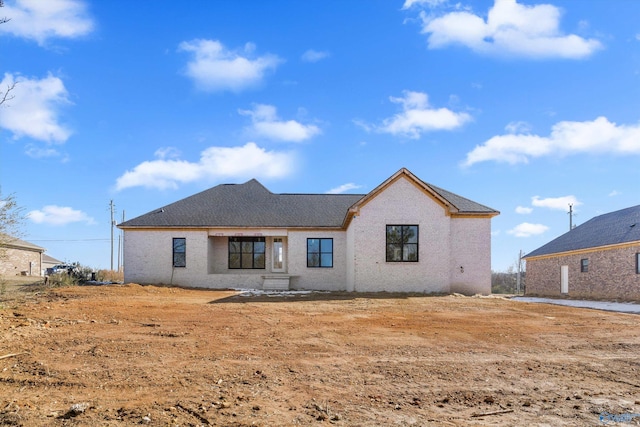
xmin=427 ymin=183 xmax=498 ymax=214
xmin=0 ymin=234 xmax=45 ymax=252
xmin=525 ymin=204 xmax=640 ymax=258
xmin=119 ymin=179 xmax=366 ymax=228
xmin=119 ymin=173 xmax=498 ymax=229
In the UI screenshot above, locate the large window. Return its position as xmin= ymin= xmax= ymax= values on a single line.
xmin=307 ymin=238 xmax=333 ymax=268
xmin=229 ymin=237 xmax=265 ymax=269
xmin=386 ymin=225 xmax=418 ymax=262
xmin=173 ymin=238 xmax=186 ymax=267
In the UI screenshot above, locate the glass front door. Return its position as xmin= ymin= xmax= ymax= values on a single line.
xmin=273 ymin=238 xmax=285 ymax=272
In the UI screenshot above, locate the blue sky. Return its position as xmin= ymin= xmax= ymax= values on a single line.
xmin=1 ymin=0 xmax=639 ymax=272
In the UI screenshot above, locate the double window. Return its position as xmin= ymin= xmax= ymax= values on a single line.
xmin=173 ymin=238 xmax=186 ymax=267
xmin=229 ymin=237 xmax=265 ymax=269
xmin=307 ymin=238 xmax=333 ymax=268
xmin=386 ymin=225 xmax=419 ymax=262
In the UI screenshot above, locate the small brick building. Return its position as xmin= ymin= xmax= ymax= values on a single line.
xmin=524 ymin=205 xmax=640 ymax=301
xmin=0 ymin=235 xmax=46 ymax=277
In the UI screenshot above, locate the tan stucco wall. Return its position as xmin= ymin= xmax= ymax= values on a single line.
xmin=525 ymin=244 xmax=640 ymax=300
xmin=0 ymin=247 xmax=43 ymax=277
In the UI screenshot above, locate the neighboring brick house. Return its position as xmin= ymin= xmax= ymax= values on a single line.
xmin=524 ymin=205 xmax=640 ymax=300
xmin=0 ymin=235 xmax=45 ymax=277
xmin=118 ymin=168 xmax=499 ymax=294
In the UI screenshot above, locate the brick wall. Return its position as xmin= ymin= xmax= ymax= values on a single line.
xmin=526 ymin=244 xmax=640 ymax=300
xmin=347 ymin=176 xmax=493 ymax=294
xmin=0 ymin=247 xmax=43 ymax=276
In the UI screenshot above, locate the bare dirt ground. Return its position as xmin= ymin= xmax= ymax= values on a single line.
xmin=1 ymin=278 xmax=639 ymax=426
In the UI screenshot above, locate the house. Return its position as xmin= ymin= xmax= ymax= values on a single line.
xmin=118 ymin=168 xmax=499 ymax=294
xmin=524 ymin=205 xmax=640 ymax=300
xmin=0 ymin=235 xmax=45 ymax=277
xmin=42 ymin=254 xmax=63 ymax=273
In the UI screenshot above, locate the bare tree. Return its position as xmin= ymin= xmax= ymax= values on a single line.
xmin=0 ymin=1 xmax=23 ymax=256
xmin=0 ymin=0 xmax=9 ymax=25
xmin=0 ymin=0 xmax=14 ymax=107
xmin=0 ymin=189 xmax=26 ymax=259
xmin=0 ymin=1 xmax=22 ymax=259
xmin=0 ymin=82 xmax=15 ymax=107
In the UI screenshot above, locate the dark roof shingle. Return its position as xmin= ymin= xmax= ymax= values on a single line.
xmin=427 ymin=183 xmax=497 ymax=214
xmin=119 ymin=179 xmax=365 ymax=228
xmin=119 ymin=173 xmax=498 ymax=229
xmin=525 ymin=204 xmax=640 ymax=258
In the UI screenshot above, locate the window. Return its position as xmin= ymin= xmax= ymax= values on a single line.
xmin=580 ymin=258 xmax=589 ymax=273
xmin=636 ymin=253 xmax=640 ymax=274
xmin=386 ymin=225 xmax=418 ymax=262
xmin=173 ymin=238 xmax=186 ymax=267
xmin=307 ymin=238 xmax=333 ymax=268
xmin=228 ymin=237 xmax=265 ymax=269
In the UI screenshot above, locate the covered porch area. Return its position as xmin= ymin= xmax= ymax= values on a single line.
xmin=206 ymin=229 xmax=291 ymax=290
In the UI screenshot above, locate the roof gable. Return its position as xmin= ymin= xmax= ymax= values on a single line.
xmin=525 ymin=204 xmax=640 ymax=258
xmin=343 ymin=168 xmax=498 ymax=226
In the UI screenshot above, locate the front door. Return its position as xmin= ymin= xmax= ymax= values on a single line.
xmin=272 ymin=238 xmax=285 ymax=272
xmin=560 ymin=265 xmax=569 ymax=294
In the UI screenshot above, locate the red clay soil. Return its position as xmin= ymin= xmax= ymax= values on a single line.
xmin=1 ymin=283 xmax=639 ymax=426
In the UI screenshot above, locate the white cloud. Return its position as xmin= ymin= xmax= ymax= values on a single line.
xmin=463 ymin=116 xmax=640 ymax=166
xmin=238 ymin=104 xmax=321 ymax=142
xmin=402 ymin=0 xmax=448 ymax=9
xmin=515 ymin=206 xmax=532 ymax=214
xmin=531 ymin=195 xmax=581 ymax=211
xmin=28 ymin=205 xmax=94 ymax=226
xmin=0 ymin=0 xmax=94 ymax=46
xmin=505 ymin=120 xmax=531 ymax=134
xmin=508 ymin=222 xmax=549 ymax=237
xmin=154 ymin=147 xmax=182 ymax=160
xmin=326 ymin=183 xmax=363 ymax=194
xmin=368 ymin=91 xmax=471 ymax=138
xmin=301 ymin=49 xmax=330 ymax=63
xmin=24 ymin=144 xmax=68 ymax=160
xmin=608 ymin=190 xmax=620 ymax=197
xmin=0 ymin=73 xmax=72 ymax=143
xmin=418 ymin=0 xmax=602 ymax=59
xmin=115 ymin=142 xmax=296 ymax=191
xmin=178 ymin=39 xmax=282 ymax=92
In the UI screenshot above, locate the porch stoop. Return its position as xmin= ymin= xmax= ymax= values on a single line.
xmin=262 ymin=275 xmax=292 ymax=290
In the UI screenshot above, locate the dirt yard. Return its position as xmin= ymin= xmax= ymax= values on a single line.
xmin=1 ymin=279 xmax=639 ymax=426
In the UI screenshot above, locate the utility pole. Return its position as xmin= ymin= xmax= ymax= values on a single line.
xmin=516 ymin=249 xmax=523 ymax=294
xmin=118 ymin=210 xmax=125 ymax=272
xmin=110 ymin=200 xmax=115 ymax=271
xmin=568 ymin=204 xmax=574 ymax=231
